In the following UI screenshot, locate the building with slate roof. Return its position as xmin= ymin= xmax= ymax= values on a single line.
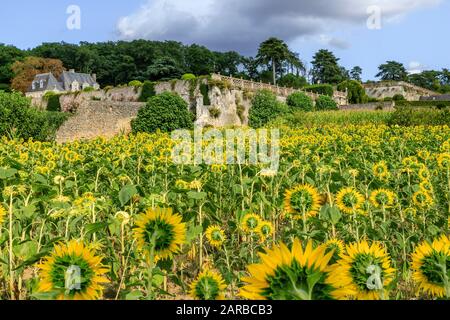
xmin=27 ymin=69 xmax=99 ymax=94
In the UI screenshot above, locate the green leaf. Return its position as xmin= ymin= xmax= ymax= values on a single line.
xmin=119 ymin=185 xmax=138 ymax=206
xmin=13 ymin=240 xmax=38 ymax=260
xmin=0 ymin=168 xmax=17 ymax=179
xmin=187 ymin=191 xmax=207 ymax=200
xmin=85 ymin=222 xmax=109 ymax=235
xmin=186 ymin=224 xmax=203 ymax=244
xmin=125 ymin=290 xmax=144 ymax=300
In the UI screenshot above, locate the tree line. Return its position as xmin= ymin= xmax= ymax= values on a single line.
xmin=0 ymin=38 xmax=449 ymax=94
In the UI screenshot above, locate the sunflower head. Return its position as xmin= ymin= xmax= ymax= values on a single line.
xmin=412 ymin=190 xmax=434 ymax=210
xmin=369 ymin=189 xmax=396 ymax=209
xmin=326 ymin=240 xmax=396 ymax=300
xmin=419 ymin=181 xmax=434 ymax=194
xmin=205 ymin=225 xmax=226 ymax=248
xmin=256 ymin=221 xmax=274 ymax=241
xmin=240 ymin=240 xmax=335 ymax=300
xmin=36 ymin=240 xmax=109 ymax=300
xmin=189 ymin=270 xmax=227 ymax=300
xmin=241 ymin=213 xmax=262 ymax=233
xmin=134 ymin=207 xmax=186 ymax=261
xmin=411 ymin=235 xmax=450 ymax=298
xmin=284 ymin=184 xmax=322 ymax=219
xmin=336 ymin=187 xmax=365 ymax=214
xmin=373 ymin=161 xmax=389 ymax=180
xmin=437 ymin=153 xmax=450 ymax=170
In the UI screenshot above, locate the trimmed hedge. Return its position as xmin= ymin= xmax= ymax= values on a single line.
xmin=388 ymin=107 xmax=450 ymax=126
xmin=44 ymin=92 xmax=61 ymax=112
xmin=304 ymin=84 xmax=334 ymax=97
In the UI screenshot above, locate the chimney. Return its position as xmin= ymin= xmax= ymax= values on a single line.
xmin=69 ymin=69 xmax=75 ymax=73
xmin=92 ymin=73 xmax=97 ymax=82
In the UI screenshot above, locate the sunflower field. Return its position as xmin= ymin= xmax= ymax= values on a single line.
xmin=0 ymin=123 xmax=449 ymax=300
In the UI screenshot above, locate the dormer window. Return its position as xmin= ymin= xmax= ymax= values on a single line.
xmin=40 ymin=80 xmax=44 ymax=89
xmin=32 ymin=82 xmax=36 ymax=90
xmin=71 ymin=81 xmax=80 ymax=91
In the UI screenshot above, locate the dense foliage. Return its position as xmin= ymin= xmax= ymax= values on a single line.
xmin=248 ymin=90 xmax=288 ymax=128
xmin=132 ymin=92 xmax=194 ymax=133
xmin=286 ymin=92 xmax=313 ymax=111
xmin=0 ymin=91 xmax=67 ymax=141
xmin=337 ymin=80 xmax=368 ymax=104
xmin=304 ymin=84 xmax=334 ymax=97
xmin=315 ymin=95 xmax=338 ymax=111
xmin=138 ymin=81 xmax=156 ymax=102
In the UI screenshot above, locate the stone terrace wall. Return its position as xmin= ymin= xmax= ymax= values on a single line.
xmin=363 ymin=82 xmax=438 ymax=101
xmin=340 ymin=101 xmax=395 ymax=111
xmin=56 ymin=101 xmax=144 ymax=143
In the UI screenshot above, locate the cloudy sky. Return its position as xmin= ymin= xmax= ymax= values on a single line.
xmin=1 ymin=0 xmax=449 ymax=80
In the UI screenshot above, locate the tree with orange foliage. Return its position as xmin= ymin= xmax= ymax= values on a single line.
xmin=11 ymin=57 xmax=65 ymax=93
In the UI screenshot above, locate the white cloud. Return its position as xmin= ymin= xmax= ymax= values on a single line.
xmin=116 ymin=0 xmax=443 ymax=53
xmin=408 ymin=61 xmax=426 ymax=74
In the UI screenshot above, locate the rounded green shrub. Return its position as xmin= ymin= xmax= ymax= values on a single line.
xmin=337 ymin=80 xmax=368 ymax=104
xmin=249 ymin=89 xmax=288 ymax=128
xmin=132 ymin=92 xmax=194 ymax=133
xmin=304 ymin=84 xmax=334 ymax=97
xmin=315 ymin=95 xmax=338 ymax=111
xmin=129 ymin=80 xmax=143 ymax=87
xmin=286 ymin=92 xmax=314 ymax=111
xmin=182 ymin=73 xmax=196 ymax=81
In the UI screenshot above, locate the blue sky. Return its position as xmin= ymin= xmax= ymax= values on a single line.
xmin=0 ymin=0 xmax=449 ymax=81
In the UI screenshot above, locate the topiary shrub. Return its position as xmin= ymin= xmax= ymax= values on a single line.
xmin=200 ymin=83 xmax=211 ymax=105
xmin=249 ymin=89 xmax=288 ymax=128
xmin=132 ymin=92 xmax=194 ymax=133
xmin=315 ymin=95 xmax=338 ymax=111
xmin=139 ymin=81 xmax=156 ymax=102
xmin=384 ymin=97 xmax=393 ymax=102
xmin=304 ymin=84 xmax=334 ymax=97
xmin=337 ymin=80 xmax=368 ymax=104
xmin=286 ymin=92 xmax=314 ymax=112
xmin=129 ymin=80 xmax=143 ymax=87
xmin=182 ymin=73 xmax=196 ymax=81
xmin=43 ymin=92 xmax=61 ymax=112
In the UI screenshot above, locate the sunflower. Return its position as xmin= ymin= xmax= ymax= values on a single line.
xmin=205 ymin=225 xmax=226 ymax=248
xmin=326 ymin=240 xmax=396 ymax=300
xmin=36 ymin=240 xmax=109 ymax=300
xmin=369 ymin=189 xmax=396 ymax=209
xmin=437 ymin=153 xmax=450 ymax=170
xmin=134 ymin=207 xmax=186 ymax=261
xmin=0 ymin=204 xmax=6 ymax=225
xmin=418 ymin=167 xmax=431 ymax=181
xmin=325 ymin=239 xmax=345 ymax=265
xmin=411 ymin=235 xmax=450 ymax=298
xmin=336 ymin=187 xmax=365 ymax=214
xmin=412 ymin=190 xmax=434 ymax=210
xmin=284 ymin=184 xmax=322 ymax=219
xmin=241 ymin=213 xmax=262 ymax=233
xmin=256 ymin=221 xmax=274 ymax=241
xmin=240 ymin=240 xmax=335 ymax=300
xmin=419 ymin=180 xmax=434 ymax=194
xmin=373 ymin=161 xmax=390 ymax=180
xmin=189 ymin=269 xmax=227 ymax=300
